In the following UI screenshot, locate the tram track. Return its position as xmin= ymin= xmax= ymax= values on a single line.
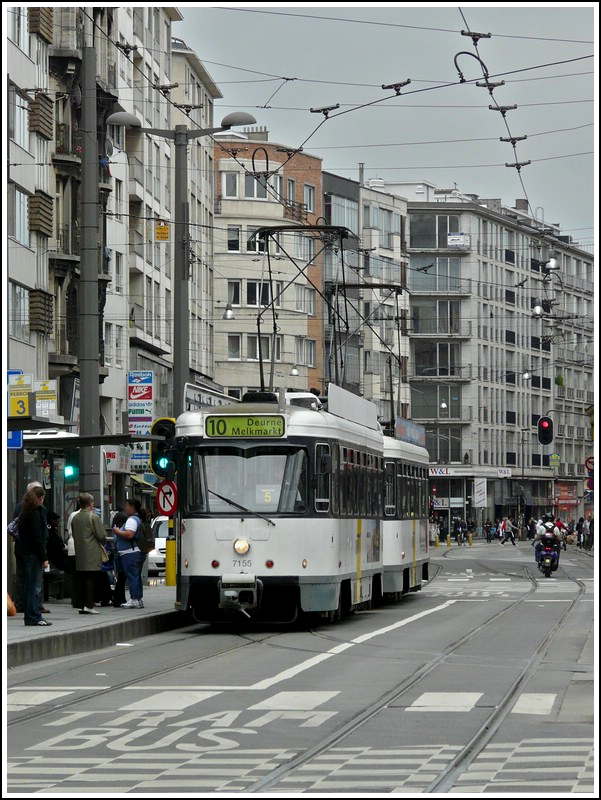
xmin=7 ymin=628 xmax=281 ymax=728
xmin=247 ymin=560 xmax=587 ymax=793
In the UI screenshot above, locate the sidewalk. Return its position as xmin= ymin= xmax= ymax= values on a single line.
xmin=6 ymin=581 xmax=186 ymax=669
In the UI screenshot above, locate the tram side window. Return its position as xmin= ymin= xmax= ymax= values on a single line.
xmin=384 ymin=461 xmax=396 ymax=517
xmin=186 ymin=451 xmax=207 ymax=513
xmin=409 ymin=466 xmax=417 ymax=516
xmin=331 ymin=445 xmax=339 ymax=515
xmin=315 ymin=443 xmax=331 ymax=513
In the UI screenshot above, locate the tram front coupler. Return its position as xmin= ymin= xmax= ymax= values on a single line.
xmin=218 ymin=574 xmax=263 ymax=617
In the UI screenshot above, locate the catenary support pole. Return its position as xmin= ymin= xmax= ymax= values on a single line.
xmin=172 ymin=125 xmax=190 ymax=417
xmin=78 ymin=44 xmax=101 ymax=510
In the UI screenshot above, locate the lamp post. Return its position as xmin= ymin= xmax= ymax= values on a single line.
xmin=106 ymin=110 xmax=256 ymax=416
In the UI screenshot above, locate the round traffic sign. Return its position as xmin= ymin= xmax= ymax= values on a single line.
xmin=585 ymin=455 xmax=594 ymax=472
xmin=156 ymin=480 xmax=178 ymax=516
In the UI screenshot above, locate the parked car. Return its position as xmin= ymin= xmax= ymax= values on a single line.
xmin=147 ymin=516 xmax=169 ymax=575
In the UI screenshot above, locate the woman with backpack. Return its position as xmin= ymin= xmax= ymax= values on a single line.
xmin=112 ymin=499 xmax=152 ymax=609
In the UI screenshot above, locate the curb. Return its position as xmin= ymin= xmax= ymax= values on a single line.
xmin=7 ymin=611 xmax=187 ymax=669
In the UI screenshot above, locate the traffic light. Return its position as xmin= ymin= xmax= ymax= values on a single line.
xmin=64 ymin=449 xmax=79 ymax=482
xmin=150 ymin=417 xmax=176 ymax=478
xmin=537 ymin=415 xmax=554 ymax=445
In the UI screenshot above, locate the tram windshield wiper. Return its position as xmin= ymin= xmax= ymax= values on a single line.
xmin=208 ymin=489 xmax=276 ymax=526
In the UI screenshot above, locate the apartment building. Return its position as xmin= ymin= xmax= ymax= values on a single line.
xmin=385 ymin=180 xmax=594 ymax=526
xmin=213 ymin=130 xmax=324 ymax=397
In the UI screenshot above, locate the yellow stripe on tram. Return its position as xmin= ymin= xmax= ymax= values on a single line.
xmin=411 ymin=515 xmax=417 ymax=589
xmin=355 ymin=518 xmax=362 ymax=604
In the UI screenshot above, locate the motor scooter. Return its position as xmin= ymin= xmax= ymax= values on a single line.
xmin=538 ymin=545 xmax=559 ymax=578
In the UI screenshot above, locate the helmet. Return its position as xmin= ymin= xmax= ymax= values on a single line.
xmin=543 ymin=513 xmax=554 ymax=522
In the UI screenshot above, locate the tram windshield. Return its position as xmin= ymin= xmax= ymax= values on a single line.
xmin=186 ymin=445 xmax=308 ymax=515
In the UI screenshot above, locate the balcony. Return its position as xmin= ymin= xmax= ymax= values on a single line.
xmin=410 ymin=365 xmax=473 ymax=381
xmin=49 ymin=224 xmax=80 ymax=278
xmin=409 ymin=233 xmax=471 ymax=251
xmin=283 ymin=199 xmax=308 ymax=222
xmin=410 ymin=320 xmax=472 ymax=338
xmin=52 ymin=123 xmax=81 ymax=173
xmin=412 ymin=407 xmax=473 ymax=423
xmin=56 ymin=224 xmax=80 ymax=255
xmin=129 ymin=157 xmax=144 ymax=200
xmin=410 ymin=278 xmax=471 ymax=296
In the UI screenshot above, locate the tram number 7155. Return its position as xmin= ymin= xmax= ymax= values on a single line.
xmin=233 ymin=559 xmax=253 ymax=568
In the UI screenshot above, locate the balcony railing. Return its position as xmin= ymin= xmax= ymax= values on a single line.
xmin=410 ymin=320 xmax=472 ymax=337
xmin=283 ymin=199 xmax=308 ymax=222
xmin=131 ymin=230 xmax=144 ymax=258
xmin=54 ymin=122 xmax=81 ymax=157
xmin=55 ymin=223 xmax=80 ymax=255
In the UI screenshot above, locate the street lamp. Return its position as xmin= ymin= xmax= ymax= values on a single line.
xmin=222 ymin=303 xmax=235 ymax=320
xmin=106 ymin=110 xmax=257 ymax=416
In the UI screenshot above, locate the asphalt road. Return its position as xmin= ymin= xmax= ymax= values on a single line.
xmin=6 ymin=544 xmax=595 ymax=794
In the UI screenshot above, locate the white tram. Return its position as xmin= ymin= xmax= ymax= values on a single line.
xmin=173 ymin=384 xmax=429 ymax=623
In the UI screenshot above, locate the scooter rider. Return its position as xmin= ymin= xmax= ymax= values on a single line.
xmin=534 ymin=514 xmax=562 ymax=564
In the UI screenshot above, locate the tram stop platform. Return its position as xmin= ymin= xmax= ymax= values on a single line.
xmin=5 ymin=581 xmax=185 ymax=669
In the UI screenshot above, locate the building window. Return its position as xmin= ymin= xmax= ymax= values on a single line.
xmin=295 ymin=285 xmax=316 ymax=315
xmin=8 ymin=184 xmax=30 ymax=247
xmin=411 ymin=256 xmax=461 ymax=291
xmin=248 ymin=334 xmax=281 ymax=362
xmin=410 ymin=213 xmax=460 ymax=248
xmin=227 ymin=280 xmax=241 ymax=306
xmin=244 ymin=173 xmax=268 ymax=199
xmin=104 ymin=322 xmax=113 ymax=366
xmin=227 ymin=226 xmax=241 ymax=251
xmin=295 ymin=337 xmax=316 ymax=367
xmin=296 ymin=234 xmax=315 ymax=262
xmin=115 ymin=179 xmax=123 ymax=220
xmin=425 ymin=427 xmax=462 ymax=463
xmin=8 ymin=7 xmax=28 ymax=52
xmin=412 ymin=299 xmax=461 ymax=335
xmin=165 ymin=289 xmax=172 ymax=344
xmin=303 ymin=184 xmax=316 ymax=213
xmin=227 ymin=334 xmax=241 ymax=360
xmin=273 ymin=174 xmax=283 ymax=199
xmin=9 ymin=282 xmax=29 ymax=340
xmin=287 ymin=178 xmax=296 ymax=201
xmin=114 ymin=252 xmax=123 ymax=293
xmin=246 ymin=281 xmax=269 ymax=307
xmin=222 ymin=172 xmax=238 ymax=198
xmin=227 ymin=387 xmax=242 ymax=400
xmin=115 ymin=326 xmax=123 ymax=366
xmin=246 ymin=227 xmax=268 ymax=253
xmin=9 ymin=86 xmax=29 ymax=151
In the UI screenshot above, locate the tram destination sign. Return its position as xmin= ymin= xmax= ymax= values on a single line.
xmin=205 ymin=414 xmax=285 ymax=438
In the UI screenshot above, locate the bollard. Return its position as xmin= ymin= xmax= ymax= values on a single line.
xmin=468 ymin=533 xmax=473 ymax=546
xmin=165 ymin=518 xmax=176 ymax=586
xmin=435 ymin=534 xmax=439 ymax=548
xmin=447 ymin=534 xmax=451 ymax=547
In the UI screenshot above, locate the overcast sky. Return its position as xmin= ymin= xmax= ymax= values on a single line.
xmin=173 ymin=3 xmax=596 ymax=251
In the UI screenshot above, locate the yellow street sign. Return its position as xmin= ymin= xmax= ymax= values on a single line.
xmin=9 ymin=392 xmax=30 ymax=417
xmin=155 ymin=224 xmax=169 ymax=241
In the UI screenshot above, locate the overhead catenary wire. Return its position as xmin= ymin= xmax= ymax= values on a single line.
xmin=70 ymin=9 xmax=592 ymax=375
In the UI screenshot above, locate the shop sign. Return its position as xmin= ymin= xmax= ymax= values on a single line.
xmin=473 ymin=478 xmax=488 ymax=507
xmin=104 ymin=445 xmax=132 ymax=473
xmin=554 ymin=481 xmax=579 ymax=506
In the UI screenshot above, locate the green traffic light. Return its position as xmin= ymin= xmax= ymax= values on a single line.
xmin=65 ymin=465 xmax=75 ymax=478
xmin=158 ymin=456 xmax=169 ymax=469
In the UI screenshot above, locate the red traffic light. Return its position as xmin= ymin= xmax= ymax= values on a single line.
xmin=537 ymin=415 xmax=554 ymax=445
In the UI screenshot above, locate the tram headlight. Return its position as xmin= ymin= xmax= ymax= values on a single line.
xmin=233 ymin=538 xmax=251 ymax=555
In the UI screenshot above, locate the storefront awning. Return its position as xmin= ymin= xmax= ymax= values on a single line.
xmin=130 ymin=474 xmax=158 ymax=491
